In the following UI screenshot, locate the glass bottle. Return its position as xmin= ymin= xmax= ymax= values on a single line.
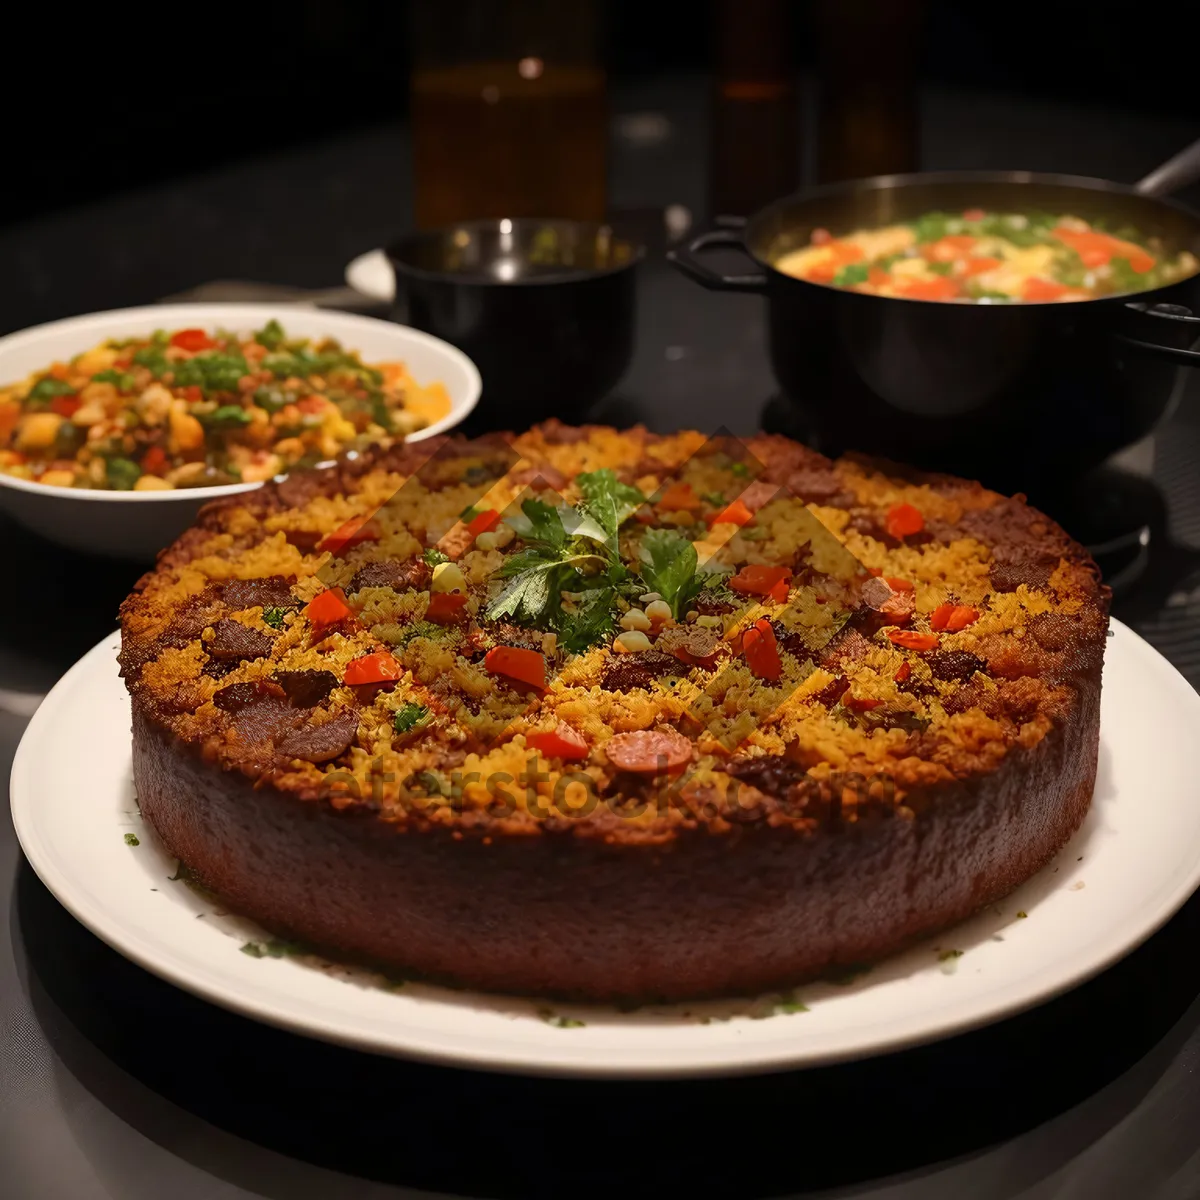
xmin=814 ymin=0 xmax=927 ymax=183
xmin=709 ymin=0 xmax=800 ymax=217
xmin=410 ymin=0 xmax=607 ymax=229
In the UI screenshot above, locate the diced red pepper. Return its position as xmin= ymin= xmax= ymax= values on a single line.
xmin=141 ymin=445 xmax=169 ymax=476
xmin=344 ymin=651 xmax=403 ymax=687
xmin=318 ymin=516 xmax=381 ymax=556
xmin=925 ymin=234 xmax=979 ymax=262
xmin=1021 ymin=277 xmax=1070 ymax=303
xmin=895 ymin=275 xmax=959 ymax=301
xmin=466 ymin=508 xmax=502 ymax=537
xmin=709 ymin=497 xmax=754 ymax=528
xmin=742 ymin=618 xmax=782 ymax=682
xmin=485 ymin=645 xmax=546 ymax=690
xmin=962 ymin=208 xmax=986 ymax=222
xmin=527 ymin=722 xmax=589 ymax=761
xmin=49 ymin=394 xmax=81 ymax=418
xmin=886 ymin=629 xmax=940 ymax=651
xmin=886 ymin=503 xmax=925 ymax=539
xmin=425 ymin=592 xmax=469 ymax=623
xmin=931 ymin=603 xmax=980 ymax=632
xmin=844 ymin=695 xmax=884 ymax=712
xmin=180 ymin=385 xmax=204 ymax=404
xmin=894 ymin=661 xmax=912 ymax=682
xmin=296 ymin=394 xmax=328 ymax=415
xmin=169 ymin=328 xmax=217 ymax=353
xmin=729 ymin=564 xmax=791 ymax=597
xmin=767 ymin=579 xmax=790 ymax=604
xmin=307 ymin=587 xmax=353 ymax=632
xmin=658 ymin=482 xmax=701 ymax=512
xmin=886 ymin=577 xmax=915 ymax=592
xmin=959 ymin=255 xmax=1002 ymax=277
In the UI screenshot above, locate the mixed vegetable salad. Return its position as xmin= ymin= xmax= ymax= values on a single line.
xmin=774 ymin=209 xmax=1198 ymax=303
xmin=0 ymin=321 xmax=450 ymax=490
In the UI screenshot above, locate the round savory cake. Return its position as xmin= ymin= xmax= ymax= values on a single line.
xmin=119 ymin=421 xmax=1109 ymax=1002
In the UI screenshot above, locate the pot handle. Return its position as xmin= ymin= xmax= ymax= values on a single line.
xmin=1134 ymin=137 xmax=1200 ymax=197
xmin=1115 ymin=301 xmax=1200 ymax=365
xmin=666 ymin=222 xmax=769 ymax=293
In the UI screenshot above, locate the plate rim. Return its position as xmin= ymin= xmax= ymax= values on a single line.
xmin=11 ymin=620 xmax=1200 ymax=1078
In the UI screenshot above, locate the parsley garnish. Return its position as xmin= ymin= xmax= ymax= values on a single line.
xmin=638 ymin=528 xmax=705 ymax=619
xmin=833 ymin=262 xmax=870 ymax=286
xmin=393 ymin=703 xmax=430 ymax=734
xmin=255 ymin=318 xmax=286 ymax=351
xmin=485 ymin=500 xmax=608 ymax=628
xmin=576 ymin=468 xmax=644 ymax=546
xmin=558 ymin=587 xmax=617 ymax=654
xmin=92 ymin=368 xmax=136 ymax=391
xmin=482 ymin=491 xmax=633 ymax=650
xmin=423 ymin=548 xmax=450 ymax=567
xmin=261 ymin=607 xmax=287 ymax=629
xmin=28 ymin=377 xmax=76 ymax=403
xmin=730 ymin=461 xmax=751 ymax=479
xmin=926 ymin=260 xmax=954 ymax=276
xmin=124 ymin=832 xmax=140 ymax=846
xmin=200 ymin=404 xmax=253 ymax=430
xmin=937 ymin=949 xmax=963 ymax=962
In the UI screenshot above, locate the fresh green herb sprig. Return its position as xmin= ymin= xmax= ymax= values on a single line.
xmin=639 ymin=528 xmax=706 ymax=619
xmin=393 ymin=702 xmax=431 ymax=734
xmin=261 ymin=607 xmax=288 ymax=630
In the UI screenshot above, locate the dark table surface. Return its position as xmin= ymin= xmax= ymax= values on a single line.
xmin=4 ymin=79 xmax=1200 ymax=1199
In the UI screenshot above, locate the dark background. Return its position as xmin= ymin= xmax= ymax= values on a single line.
xmin=10 ymin=0 xmax=1200 ymax=229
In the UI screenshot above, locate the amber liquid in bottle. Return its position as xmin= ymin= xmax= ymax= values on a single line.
xmin=815 ymin=0 xmax=926 ymax=183
xmin=709 ymin=0 xmax=799 ymax=216
xmin=410 ymin=1 xmax=607 ymax=229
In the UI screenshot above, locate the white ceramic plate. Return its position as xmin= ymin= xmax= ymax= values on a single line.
xmin=11 ymin=621 xmax=1200 ymax=1078
xmin=346 ymin=249 xmax=396 ymax=305
xmin=0 ymin=304 xmax=479 ymax=560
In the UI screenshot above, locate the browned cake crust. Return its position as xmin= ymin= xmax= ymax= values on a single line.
xmin=121 ymin=423 xmax=1109 ymax=1002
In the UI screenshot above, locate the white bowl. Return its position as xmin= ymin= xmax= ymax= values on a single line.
xmin=0 ymin=303 xmax=480 ymax=561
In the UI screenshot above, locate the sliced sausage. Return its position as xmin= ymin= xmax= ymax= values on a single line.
xmin=600 ymin=651 xmax=682 ymax=692
xmin=274 ymin=669 xmax=339 ymax=708
xmin=989 ymin=557 xmax=1057 ymax=593
xmin=857 ymin=577 xmax=916 ymax=629
xmin=276 ymin=710 xmax=359 ymax=764
xmin=926 ymin=650 xmax=987 ymax=682
xmin=222 ymin=576 xmax=298 ymax=611
xmin=605 ymin=728 xmax=694 ymax=775
xmin=213 ymin=679 xmax=287 ymax=713
xmin=204 ymin=619 xmax=275 ymax=662
xmin=738 ymin=479 xmax=781 ymax=512
xmin=349 ymin=558 xmax=431 ymax=594
xmin=655 ymin=625 xmax=724 ymax=668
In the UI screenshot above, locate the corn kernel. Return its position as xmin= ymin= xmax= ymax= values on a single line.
xmin=619 ymin=608 xmax=651 ymax=632
xmin=613 ymin=630 xmax=652 ymax=654
xmin=645 ymin=600 xmax=673 ymax=624
xmin=432 ymin=561 xmax=467 ymax=594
